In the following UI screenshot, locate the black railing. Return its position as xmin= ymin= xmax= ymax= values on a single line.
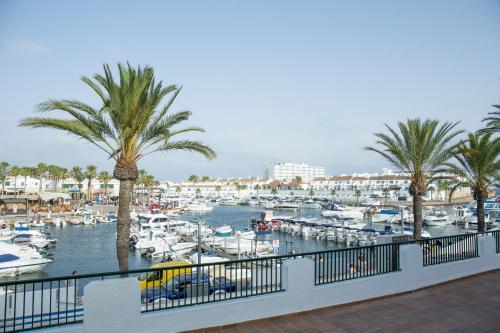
xmin=489 ymin=230 xmax=500 ymax=253
xmin=314 ymin=243 xmax=400 ymax=285
xmin=412 ymin=233 xmax=478 ymax=266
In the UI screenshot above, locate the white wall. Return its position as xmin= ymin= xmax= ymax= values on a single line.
xmin=40 ymin=235 xmax=500 ymax=333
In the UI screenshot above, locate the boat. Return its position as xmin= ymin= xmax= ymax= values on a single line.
xmin=215 ymin=225 xmax=233 ymax=237
xmin=0 ymin=242 xmax=52 ymax=276
xmin=189 ymin=253 xmax=229 ymax=264
xmin=170 ymin=242 xmax=197 ymax=255
xmin=273 ymin=202 xmax=302 ymax=210
xmin=371 ymin=209 xmax=408 ymax=223
xmin=321 ymin=203 xmax=364 ymax=219
xmin=184 ymin=202 xmax=213 ymax=212
xmin=304 ymin=200 xmax=322 ymax=209
xmin=424 ymin=209 xmax=452 ymax=226
xmin=220 ymin=198 xmax=239 ymax=206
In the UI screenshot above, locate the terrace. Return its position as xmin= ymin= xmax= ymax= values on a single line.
xmin=1 ymin=232 xmax=499 ymax=333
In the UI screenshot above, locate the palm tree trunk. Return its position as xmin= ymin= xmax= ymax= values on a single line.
xmin=14 ymin=177 xmax=17 ymax=198
xmin=412 ymin=195 xmax=423 ymax=239
xmin=24 ymin=176 xmax=27 ymax=194
xmin=39 ymin=178 xmax=42 ymax=193
xmin=87 ymin=179 xmax=92 ymax=200
xmin=476 ymin=197 xmax=485 ymax=233
xmin=116 ymin=179 xmax=132 ymax=271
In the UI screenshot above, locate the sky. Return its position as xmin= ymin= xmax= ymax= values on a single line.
xmin=0 ymin=0 xmax=499 ymax=181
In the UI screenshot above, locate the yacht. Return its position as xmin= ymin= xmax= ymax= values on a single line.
xmin=0 ymin=242 xmax=52 ymax=276
xmin=220 ymin=198 xmax=239 ymax=206
xmin=184 ymin=202 xmax=213 ymax=212
xmin=321 ymin=203 xmax=364 ymax=219
xmin=424 ymin=208 xmax=452 ymax=226
xmin=304 ymin=200 xmax=322 ymax=209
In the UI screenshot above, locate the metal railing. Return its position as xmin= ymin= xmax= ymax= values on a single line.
xmin=314 ymin=243 xmax=400 ymax=285
xmin=488 ymin=230 xmax=500 ymax=253
xmin=1 ymin=231 xmax=497 ymax=332
xmin=412 ymin=233 xmax=478 ymax=266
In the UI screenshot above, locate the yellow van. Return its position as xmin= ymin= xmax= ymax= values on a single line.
xmin=137 ymin=260 xmax=192 ymax=291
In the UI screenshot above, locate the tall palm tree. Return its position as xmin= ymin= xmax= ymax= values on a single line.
xmin=271 ymin=187 xmax=278 ymax=196
xmin=478 ymin=105 xmax=500 ymax=134
xmin=0 ymin=162 xmax=10 ymax=195
xmin=437 ymin=180 xmax=450 ymax=201
xmin=47 ymin=165 xmax=60 ymax=191
xmin=309 ymin=189 xmax=314 ymax=198
xmin=354 ymin=187 xmax=362 ymax=202
xmin=188 ymin=175 xmax=199 ymax=184
xmin=71 ymin=166 xmax=85 ymax=202
xmin=215 ymin=185 xmax=222 ymax=197
xmin=254 ymin=184 xmax=261 ymax=198
xmin=35 ymin=162 xmax=47 ymax=193
xmin=20 ymin=63 xmax=215 ymax=270
xmin=98 ymin=171 xmax=112 ymax=197
xmin=57 ymin=167 xmax=69 ymax=193
xmin=445 ymin=132 xmax=500 ymax=232
xmin=20 ymin=167 xmax=32 ymax=194
xmin=201 ymin=176 xmax=210 ymax=182
xmin=85 ymin=165 xmax=97 ymax=200
xmin=175 ymin=186 xmax=182 ymax=194
xmin=330 ymin=188 xmax=336 ymax=199
xmin=366 ymin=119 xmax=462 ymax=239
xmin=10 ymin=166 xmax=21 ymax=196
xmin=382 ymin=187 xmax=390 ymax=203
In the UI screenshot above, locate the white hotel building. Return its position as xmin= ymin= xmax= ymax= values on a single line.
xmin=265 ymin=162 xmax=326 ymax=182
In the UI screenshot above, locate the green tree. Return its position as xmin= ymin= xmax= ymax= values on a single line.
xmin=47 ymin=165 xmax=60 ymax=191
xmin=437 ymin=180 xmax=450 ymax=201
xmin=57 ymin=167 xmax=69 ymax=193
xmin=271 ymin=187 xmax=278 ymax=196
xmin=20 ymin=63 xmax=216 ymax=270
xmin=445 ymin=132 xmax=500 ymax=232
xmin=20 ymin=167 xmax=32 ymax=194
xmin=85 ymin=165 xmax=97 ymax=200
xmin=330 ymin=188 xmax=336 ymax=199
xmin=309 ymin=189 xmax=314 ymax=197
xmin=9 ymin=166 xmax=21 ymax=196
xmin=366 ymin=119 xmax=462 ymax=239
xmin=98 ymin=171 xmax=112 ymax=197
xmin=382 ymin=187 xmax=390 ymax=203
xmin=215 ymin=185 xmax=222 ymax=197
xmin=254 ymin=184 xmax=261 ymax=198
xmin=175 ymin=186 xmax=182 ymax=194
xmin=0 ymin=162 xmax=9 ymax=195
xmin=195 ymin=188 xmax=201 ymax=198
xmin=478 ymin=105 xmax=500 ymax=134
xmin=188 ymin=175 xmax=199 ymax=184
xmin=354 ymin=187 xmax=362 ymax=202
xmin=34 ymin=162 xmax=47 ymax=192
xmin=201 ymin=176 xmax=210 ymax=182
xmin=71 ymin=166 xmax=85 ymax=202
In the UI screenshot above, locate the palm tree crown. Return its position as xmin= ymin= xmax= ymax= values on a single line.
xmin=478 ymin=105 xmax=500 ymax=134
xmin=445 ymin=132 xmax=500 ymax=232
xmin=366 ymin=118 xmax=463 ymax=238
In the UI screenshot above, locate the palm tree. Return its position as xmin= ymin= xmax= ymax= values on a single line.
xmin=188 ymin=175 xmax=199 ymax=184
xmin=309 ymin=189 xmax=314 ymax=198
xmin=57 ymin=167 xmax=69 ymax=193
xmin=175 ymin=186 xmax=182 ymax=194
xmin=428 ymin=186 xmax=435 ymax=200
xmin=0 ymin=162 xmax=9 ymax=195
xmin=445 ymin=132 xmax=500 ymax=232
xmin=85 ymin=165 xmax=97 ymax=200
xmin=382 ymin=187 xmax=390 ymax=203
xmin=98 ymin=171 xmax=112 ymax=197
xmin=10 ymin=166 xmax=21 ymax=196
xmin=235 ymin=183 xmax=242 ymax=196
xmin=478 ymin=105 xmax=500 ymax=134
xmin=215 ymin=185 xmax=222 ymax=197
xmin=20 ymin=63 xmax=216 ymax=271
xmin=35 ymin=162 xmax=47 ymax=193
xmin=271 ymin=187 xmax=278 ymax=196
xmin=254 ymin=184 xmax=261 ymax=198
xmin=20 ymin=167 xmax=32 ymax=194
xmin=201 ymin=176 xmax=210 ymax=182
xmin=195 ymin=188 xmax=201 ymax=198
xmin=71 ymin=166 xmax=85 ymax=202
xmin=47 ymin=165 xmax=60 ymax=191
xmin=354 ymin=187 xmax=362 ymax=203
xmin=366 ymin=119 xmax=462 ymax=239
xmin=437 ymin=180 xmax=450 ymax=201
xmin=330 ymin=188 xmax=336 ymax=200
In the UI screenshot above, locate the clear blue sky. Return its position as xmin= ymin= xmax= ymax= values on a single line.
xmin=0 ymin=0 xmax=499 ymax=181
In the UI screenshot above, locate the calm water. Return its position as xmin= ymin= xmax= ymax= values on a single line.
xmin=2 ymin=205 xmax=464 ymax=281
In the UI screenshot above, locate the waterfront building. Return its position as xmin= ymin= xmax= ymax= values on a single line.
xmin=265 ymin=162 xmax=326 ymax=182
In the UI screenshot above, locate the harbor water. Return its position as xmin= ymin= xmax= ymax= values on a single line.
xmin=1 ymin=205 xmax=464 ymax=282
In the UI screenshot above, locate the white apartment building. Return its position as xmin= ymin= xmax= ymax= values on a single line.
xmin=265 ymin=162 xmax=326 ymax=182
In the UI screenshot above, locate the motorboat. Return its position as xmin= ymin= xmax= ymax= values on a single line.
xmin=273 ymin=202 xmax=302 ymax=210
xmin=184 ymin=202 xmax=213 ymax=212
xmin=170 ymin=242 xmax=197 ymax=255
xmin=321 ymin=203 xmax=364 ymax=219
xmin=215 ymin=225 xmax=232 ymax=237
xmin=0 ymin=242 xmax=52 ymax=276
xmin=304 ymin=200 xmax=322 ymax=209
xmin=220 ymin=198 xmax=240 ymax=206
xmin=424 ymin=209 xmax=452 ymax=226
xmin=371 ymin=209 xmax=408 ymax=224
xmin=189 ymin=253 xmax=229 ymax=265
xmin=137 ymin=213 xmax=187 ymax=231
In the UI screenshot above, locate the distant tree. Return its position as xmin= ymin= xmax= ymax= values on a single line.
xmin=290 ymin=191 xmax=295 ymax=197
xmin=188 ymin=175 xmax=199 ymax=184
xmin=355 ymin=187 xmax=362 ymax=203
xmin=47 ymin=165 xmax=60 ymax=191
xmin=0 ymin=162 xmax=9 ymax=195
xmin=176 ymin=186 xmax=182 ymax=194
xmin=195 ymin=188 xmax=201 ymax=198
xmin=330 ymin=188 xmax=336 ymax=199
xmin=35 ymin=162 xmax=47 ymax=192
xmin=201 ymin=176 xmax=210 ymax=182
xmin=215 ymin=185 xmax=222 ymax=197
xmin=57 ymin=167 xmax=69 ymax=193
xmin=271 ymin=187 xmax=278 ymax=196
xmin=446 ymin=132 xmax=500 ymax=232
xmin=71 ymin=166 xmax=85 ymax=202
xmin=85 ymin=165 xmax=97 ymax=200
xmin=20 ymin=167 xmax=32 ymax=194
xmin=254 ymin=184 xmax=261 ymax=198
xmin=9 ymin=165 xmax=21 ymax=195
xmin=309 ymin=189 xmax=314 ymax=197
xmin=437 ymin=180 xmax=451 ymax=201
xmin=382 ymin=187 xmax=390 ymax=203
xmin=98 ymin=171 xmax=112 ymax=197
xmin=428 ymin=186 xmax=435 ymax=200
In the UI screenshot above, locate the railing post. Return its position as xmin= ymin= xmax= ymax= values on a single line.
xmin=399 ymin=244 xmax=422 ymax=287
xmin=478 ymin=234 xmax=496 ymax=259
xmin=83 ymin=278 xmax=140 ymax=333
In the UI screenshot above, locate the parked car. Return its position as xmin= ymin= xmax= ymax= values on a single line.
xmin=137 ymin=260 xmax=192 ymax=291
xmin=141 ymin=273 xmax=236 ymax=302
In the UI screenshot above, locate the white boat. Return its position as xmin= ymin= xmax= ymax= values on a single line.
xmin=215 ymin=225 xmax=232 ymax=237
xmin=137 ymin=213 xmax=187 ymax=231
xmin=220 ymin=199 xmax=239 ymax=206
xmin=184 ymin=202 xmax=213 ymax=212
xmin=321 ymin=203 xmax=364 ymax=219
xmin=424 ymin=209 xmax=452 ymax=226
xmin=31 ymin=220 xmax=46 ymax=228
xmin=0 ymin=242 xmax=52 ymax=276
xmin=170 ymin=242 xmax=197 ymax=255
xmin=189 ymin=253 xmax=229 ymax=265
xmin=304 ymin=200 xmax=322 ymax=209
xmin=260 ymin=201 xmax=275 ymax=209
xmin=273 ymin=202 xmax=302 ymax=210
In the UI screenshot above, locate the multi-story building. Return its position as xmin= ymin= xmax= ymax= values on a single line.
xmin=265 ymin=162 xmax=326 ymax=182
